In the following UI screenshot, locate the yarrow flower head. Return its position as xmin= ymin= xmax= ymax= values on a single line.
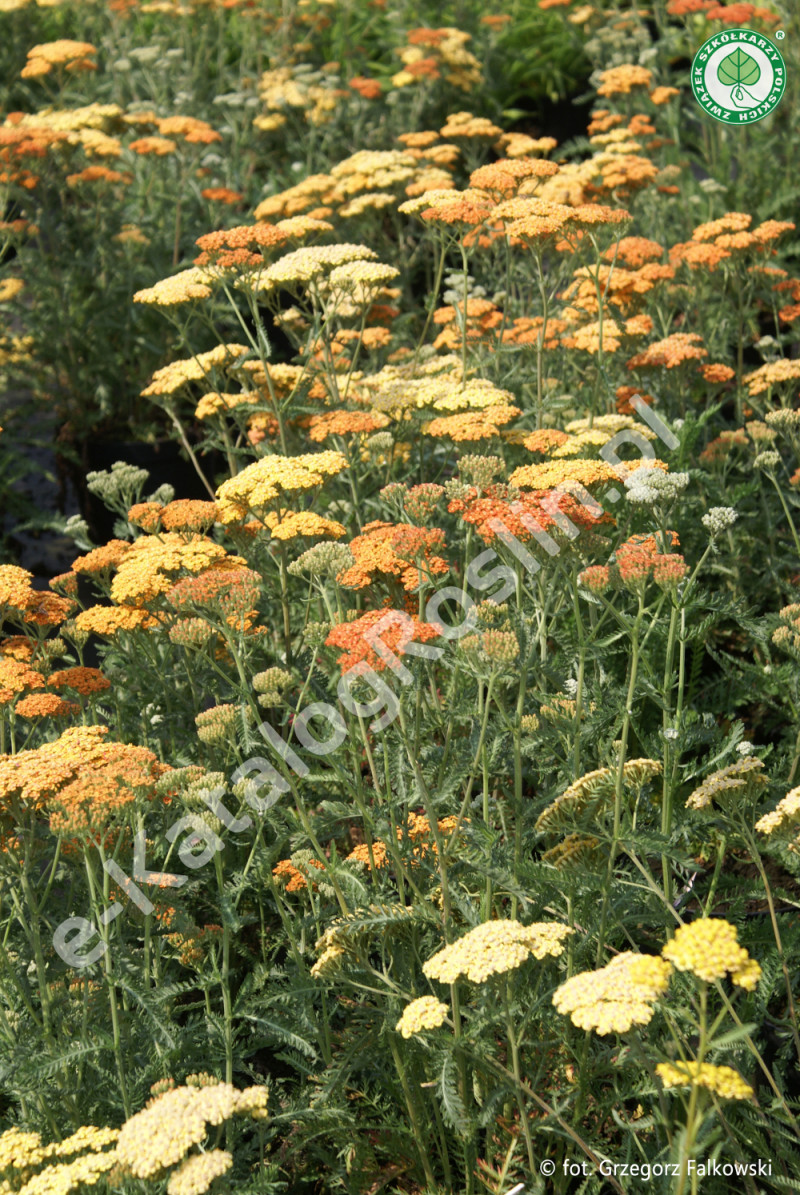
xmin=685 ymin=757 xmax=767 ymax=810
xmin=624 ymin=467 xmax=689 ymax=506
xmin=702 ymin=506 xmax=738 ymax=536
xmin=115 ymin=1082 xmax=267 ymax=1180
xmin=552 ymin=952 xmax=671 ymax=1035
xmin=661 ymin=919 xmax=761 ymax=989
xmin=756 ymin=784 xmax=800 ymax=848
xmin=395 ymin=996 xmax=449 ymax=1038
xmin=422 ymin=920 xmax=572 ymax=984
xmin=656 ymin=1061 xmax=753 ymax=1101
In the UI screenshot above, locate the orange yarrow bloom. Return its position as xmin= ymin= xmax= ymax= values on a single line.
xmin=337 ymin=521 xmax=449 ymax=592
xmin=326 ymin=609 xmax=441 ymax=674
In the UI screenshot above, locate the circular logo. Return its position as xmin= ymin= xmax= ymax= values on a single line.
xmin=691 ymin=28 xmax=786 ymax=123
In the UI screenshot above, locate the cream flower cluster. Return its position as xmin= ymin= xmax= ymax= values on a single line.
xmin=395 ymin=996 xmax=449 ymax=1038
xmin=116 ymin=1083 xmax=267 ymax=1179
xmin=423 ymin=920 xmax=572 ymax=984
xmin=552 ymin=952 xmax=671 ymax=1035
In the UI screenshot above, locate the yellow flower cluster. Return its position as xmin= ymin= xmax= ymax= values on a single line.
xmin=552 ymin=953 xmax=671 ymax=1035
xmin=685 ymin=757 xmax=767 ymax=810
xmin=509 ymin=458 xmax=618 ymax=490
xmin=215 ymin=451 xmax=348 ymax=522
xmin=110 ymin=537 xmax=245 ymax=606
xmin=423 ymin=920 xmax=572 ymax=984
xmin=0 ymin=1124 xmax=120 ymax=1195
xmin=742 ymin=358 xmax=800 ymax=396
xmin=251 ymin=244 xmax=378 ymax=291
xmin=167 ymin=1149 xmax=233 ymax=1195
xmin=115 ymin=1082 xmax=267 ymax=1179
xmin=142 ymin=344 xmax=249 ymax=398
xmin=535 ymin=767 xmax=614 ymax=831
xmin=263 ymin=510 xmax=346 ymax=541
xmin=756 ymin=784 xmax=800 ymax=841
xmin=395 ymin=996 xmax=449 ymax=1038
xmin=541 ymin=833 xmax=601 ymax=871
xmin=656 ymin=1061 xmax=753 ymax=1101
xmin=133 ymin=267 xmax=214 ymax=307
xmin=16 ymin=1148 xmax=119 ymax=1194
xmin=74 ymin=605 xmax=157 ymax=635
xmin=661 ymin=920 xmax=761 ymax=989
xmin=194 ymin=391 xmax=259 ymax=421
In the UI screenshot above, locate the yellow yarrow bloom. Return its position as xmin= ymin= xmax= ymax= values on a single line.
xmin=17 ymin=1150 xmax=118 ymax=1195
xmin=423 ymin=920 xmax=572 ymax=984
xmin=166 ymin=1149 xmax=233 ymax=1195
xmin=656 ymin=1061 xmax=753 ymax=1101
xmin=756 ymin=784 xmax=800 ymax=837
xmin=134 ymin=268 xmax=214 ymax=307
xmin=552 ymin=953 xmax=671 ymax=1035
xmin=251 ymin=244 xmax=378 ymax=292
xmin=215 ymin=451 xmax=348 ymax=522
xmin=395 ymin=996 xmax=449 ymax=1038
xmin=263 ymin=510 xmax=346 ymax=541
xmin=116 ymin=1083 xmax=267 ymax=1179
xmin=110 ymin=537 xmax=245 ymax=606
xmin=661 ymin=919 xmax=761 ymax=989
xmin=142 ymin=344 xmax=250 ymax=398
xmin=509 ymin=458 xmax=619 ymax=490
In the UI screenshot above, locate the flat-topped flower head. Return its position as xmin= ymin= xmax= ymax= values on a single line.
xmin=115 ymin=1082 xmax=267 ymax=1180
xmin=656 ymin=1061 xmax=753 ymax=1100
xmin=396 ymin=996 xmax=449 ymax=1038
xmin=686 ymin=757 xmax=767 ymax=811
xmin=251 ymin=244 xmax=378 ymax=292
xmin=215 ymin=451 xmax=348 ymax=522
xmin=661 ymin=919 xmax=760 ymax=988
xmin=553 ymin=952 xmax=671 ymax=1034
xmin=423 ymin=920 xmax=572 ymax=984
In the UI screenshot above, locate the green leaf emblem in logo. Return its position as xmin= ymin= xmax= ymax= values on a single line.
xmin=717 ymin=48 xmax=761 ymax=87
xmin=717 ymin=47 xmax=761 ymax=108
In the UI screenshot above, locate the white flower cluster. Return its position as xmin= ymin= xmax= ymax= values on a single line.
xmin=701 ymin=506 xmax=738 ymax=536
xmin=624 ymin=467 xmax=689 ymax=506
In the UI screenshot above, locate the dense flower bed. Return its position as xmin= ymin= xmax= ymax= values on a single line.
xmin=1 ymin=0 xmax=800 ymax=1192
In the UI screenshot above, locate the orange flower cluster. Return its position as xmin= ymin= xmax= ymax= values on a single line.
xmin=450 ymin=487 xmax=613 ymax=547
xmin=614 ymin=531 xmax=686 ymax=591
xmin=596 ymin=66 xmax=654 ymax=97
xmin=21 ymin=41 xmax=97 ymax=78
xmin=127 ymin=500 xmax=219 ymax=534
xmin=194 ymin=221 xmax=296 ymax=268
xmin=0 ymin=725 xmax=169 ymax=833
xmin=308 ymin=410 xmax=390 ymax=442
xmin=338 ymin=521 xmax=449 ymax=591
xmin=71 ymin=540 xmax=131 ymax=577
xmin=326 ymin=609 xmax=441 ymax=674
xmin=49 ymin=667 xmax=111 ymax=696
xmin=272 ymin=856 xmax=324 ymax=892
xmin=0 ymin=656 xmax=45 ymax=706
xmin=432 ymin=297 xmax=503 ymax=349
xmin=627 ymin=333 xmax=708 ymax=371
xmin=423 ymin=404 xmax=520 ymax=442
xmin=0 ymin=565 xmax=73 ymax=627
xmin=14 ymin=693 xmax=79 ymax=719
